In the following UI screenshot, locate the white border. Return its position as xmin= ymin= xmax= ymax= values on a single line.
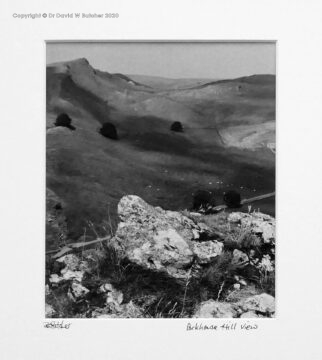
xmin=1 ymin=1 xmax=322 ymax=359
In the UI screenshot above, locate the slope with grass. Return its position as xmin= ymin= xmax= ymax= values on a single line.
xmin=46 ymin=58 xmax=275 ymax=244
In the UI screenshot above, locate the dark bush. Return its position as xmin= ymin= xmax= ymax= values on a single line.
xmin=223 ymin=190 xmax=241 ymax=208
xmin=55 ymin=113 xmax=75 ymax=130
xmin=99 ymin=122 xmax=118 ymax=140
xmin=192 ymin=190 xmax=216 ymax=211
xmin=54 ymin=202 xmax=62 ymax=210
xmin=170 ymin=121 xmax=183 ymax=132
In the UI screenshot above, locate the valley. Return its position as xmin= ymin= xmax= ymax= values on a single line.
xmin=46 ymin=58 xmax=275 ymax=246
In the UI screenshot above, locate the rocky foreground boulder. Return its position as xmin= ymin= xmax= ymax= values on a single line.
xmin=112 ymin=195 xmax=224 ymax=279
xmin=193 ymin=293 xmax=275 ymax=318
xmin=46 ymin=195 xmax=275 ymax=318
xmin=228 ymin=211 xmax=275 ymax=244
xmin=112 ymin=196 xmax=275 ymax=281
xmin=46 ymin=247 xmax=275 ymax=318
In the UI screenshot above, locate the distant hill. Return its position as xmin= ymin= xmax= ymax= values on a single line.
xmin=127 ymin=74 xmax=220 ymax=90
xmin=46 ymin=58 xmax=275 ymax=246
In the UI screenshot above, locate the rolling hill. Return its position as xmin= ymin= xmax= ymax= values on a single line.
xmin=46 ymin=58 xmax=275 ymax=249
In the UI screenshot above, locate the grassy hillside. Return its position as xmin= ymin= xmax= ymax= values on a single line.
xmin=46 ymin=58 xmax=275 ymax=246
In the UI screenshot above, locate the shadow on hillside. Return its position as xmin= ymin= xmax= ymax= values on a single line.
xmin=60 ymin=75 xmax=115 ymax=123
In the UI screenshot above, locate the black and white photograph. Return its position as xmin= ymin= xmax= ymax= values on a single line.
xmin=2 ymin=0 xmax=322 ymax=359
xmin=45 ymin=42 xmax=276 ymax=318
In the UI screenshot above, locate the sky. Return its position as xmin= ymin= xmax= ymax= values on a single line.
xmin=46 ymin=42 xmax=275 ymax=79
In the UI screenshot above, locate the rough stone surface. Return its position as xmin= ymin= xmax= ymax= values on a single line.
xmin=104 ymin=284 xmax=124 ymax=308
xmin=192 ymin=241 xmax=224 ymax=264
xmin=228 ymin=212 xmax=275 ymax=244
xmin=57 ymin=254 xmax=89 ymax=272
xmin=49 ymin=254 xmax=90 ymax=284
xmin=194 ymin=300 xmax=237 ymax=318
xmin=61 ymin=270 xmax=85 ymax=282
xmin=232 ymin=249 xmax=249 ymax=267
xmin=233 ymin=283 xmax=241 ymax=290
xmin=95 ymin=301 xmax=143 ymax=318
xmin=45 ymin=285 xmax=51 ymax=296
xmin=56 ymin=254 xmax=80 ymax=271
xmin=49 ymin=274 xmax=62 ymax=284
xmin=70 ymin=282 xmax=90 ymax=299
xmin=239 ymin=279 xmax=247 ymax=287
xmin=257 ymin=254 xmax=274 ymax=272
xmin=93 ymin=301 xmax=144 ymax=319
xmin=240 ymin=311 xmax=260 ymax=318
xmin=113 ymin=195 xmax=223 ymax=279
xmin=45 ymin=303 xmax=56 ymax=317
xmin=193 ymin=293 xmax=275 ymax=319
xmin=239 ymin=293 xmax=275 ymax=314
xmin=122 ymin=301 xmax=144 ymax=318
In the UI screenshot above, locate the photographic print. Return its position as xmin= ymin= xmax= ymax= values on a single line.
xmin=45 ymin=42 xmax=276 ymax=319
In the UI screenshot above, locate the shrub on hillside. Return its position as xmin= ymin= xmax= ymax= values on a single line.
xmin=99 ymin=122 xmax=118 ymax=140
xmin=223 ymin=190 xmax=241 ymax=208
xmin=192 ymin=190 xmax=216 ymax=212
xmin=55 ymin=113 xmax=75 ymax=130
xmin=170 ymin=121 xmax=183 ymax=132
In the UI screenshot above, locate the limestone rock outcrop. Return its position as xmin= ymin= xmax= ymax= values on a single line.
xmin=113 ymin=195 xmax=224 ymax=279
